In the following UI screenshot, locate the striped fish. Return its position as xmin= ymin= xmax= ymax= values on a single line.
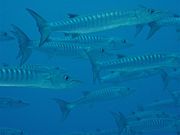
xmin=112 ymin=112 xmax=178 ymax=135
xmin=0 ymin=65 xmax=81 ymax=89
xmin=53 ymin=86 xmax=135 ymax=120
xmin=85 ymin=51 xmax=180 ymax=82
xmin=0 ymin=128 xmax=24 ymax=135
xmin=11 ymin=25 xmax=125 ymax=65
xmin=26 ymin=7 xmax=167 ymax=46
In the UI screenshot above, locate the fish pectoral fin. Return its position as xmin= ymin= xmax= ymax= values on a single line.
xmin=147 ymin=22 xmax=161 ymax=40
xmin=135 ymin=24 xmax=144 ymax=37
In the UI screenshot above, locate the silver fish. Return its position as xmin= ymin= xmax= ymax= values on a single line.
xmin=26 ymin=7 xmax=167 ymax=46
xmin=0 ymin=32 xmax=14 ymax=42
xmin=53 ymin=86 xmax=135 ymax=120
xmin=11 ymin=25 xmax=125 ymax=65
xmin=0 ymin=97 xmax=29 ymax=108
xmin=0 ymin=128 xmax=24 ymax=135
xmin=100 ymin=68 xmax=163 ymax=84
xmin=112 ymin=112 xmax=179 ymax=135
xmin=86 ymin=51 xmax=180 ymax=82
xmin=0 ymin=65 xmax=81 ymax=89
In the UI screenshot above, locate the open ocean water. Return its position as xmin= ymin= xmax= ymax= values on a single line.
xmin=0 ymin=0 xmax=180 ymax=135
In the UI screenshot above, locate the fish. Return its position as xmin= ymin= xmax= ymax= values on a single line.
xmin=111 ymin=112 xmax=179 ymax=135
xmin=0 ymin=97 xmax=29 ymax=108
xmin=11 ymin=25 xmax=125 ymax=65
xmin=127 ymin=110 xmax=170 ymax=122
xmin=53 ymin=86 xmax=135 ymax=120
xmin=26 ymin=7 xmax=167 ymax=46
xmin=85 ymin=51 xmax=180 ymax=83
xmin=0 ymin=128 xmax=24 ymax=135
xmin=100 ymin=68 xmax=163 ymax=84
xmin=137 ymin=98 xmax=180 ymax=111
xmin=0 ymin=32 xmax=14 ymax=42
xmin=0 ymin=64 xmax=81 ymax=89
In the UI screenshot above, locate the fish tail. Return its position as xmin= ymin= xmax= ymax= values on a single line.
xmin=26 ymin=8 xmax=50 ymax=47
xmin=147 ymin=22 xmax=160 ymax=40
xmin=83 ymin=50 xmax=101 ymax=83
xmin=110 ymin=112 xmax=127 ymax=135
xmin=11 ymin=24 xmax=32 ymax=66
xmin=53 ymin=98 xmax=74 ymax=121
xmin=159 ymin=70 xmax=170 ymax=90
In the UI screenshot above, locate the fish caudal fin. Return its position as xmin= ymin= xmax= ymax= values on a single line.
xmin=110 ymin=112 xmax=127 ymax=135
xmin=26 ymin=8 xmax=50 ymax=47
xmin=159 ymin=70 xmax=170 ymax=90
xmin=11 ymin=25 xmax=32 ymax=66
xmin=147 ymin=22 xmax=160 ymax=40
xmin=83 ymin=50 xmax=101 ymax=83
xmin=53 ymin=98 xmax=74 ymax=121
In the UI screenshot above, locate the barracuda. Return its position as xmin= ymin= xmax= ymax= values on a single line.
xmin=0 ymin=65 xmax=81 ymax=89
xmin=85 ymin=51 xmax=180 ymax=82
xmin=53 ymin=86 xmax=135 ymax=120
xmin=26 ymin=7 xmax=167 ymax=46
xmin=11 ymin=25 xmax=128 ymax=65
xmin=112 ymin=112 xmax=180 ymax=135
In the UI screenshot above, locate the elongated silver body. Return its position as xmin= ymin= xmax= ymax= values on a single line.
xmin=0 ymin=65 xmax=80 ymax=89
xmin=11 ymin=25 xmax=130 ymax=65
xmin=26 ymin=7 xmax=167 ymax=46
xmin=53 ymin=86 xmax=135 ymax=120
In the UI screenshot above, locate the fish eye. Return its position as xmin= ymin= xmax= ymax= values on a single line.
xmin=64 ymin=75 xmax=69 ymax=81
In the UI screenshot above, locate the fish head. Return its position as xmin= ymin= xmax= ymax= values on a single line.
xmin=0 ymin=32 xmax=14 ymax=41
xmin=48 ymin=67 xmax=82 ymax=89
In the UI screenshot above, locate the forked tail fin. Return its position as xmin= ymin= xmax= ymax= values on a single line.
xmin=83 ymin=50 xmax=101 ymax=83
xmin=53 ymin=98 xmax=75 ymax=121
xmin=110 ymin=112 xmax=127 ymax=135
xmin=11 ymin=24 xmax=32 ymax=66
xmin=26 ymin=8 xmax=50 ymax=46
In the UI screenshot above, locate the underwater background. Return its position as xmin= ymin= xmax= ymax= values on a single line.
xmin=0 ymin=0 xmax=180 ymax=135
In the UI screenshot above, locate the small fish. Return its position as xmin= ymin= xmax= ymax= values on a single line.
xmin=85 ymin=51 xmax=180 ymax=83
xmin=127 ymin=110 xmax=170 ymax=122
xmin=53 ymin=86 xmax=135 ymax=120
xmin=26 ymin=7 xmax=167 ymax=46
xmin=100 ymin=68 xmax=162 ymax=84
xmin=138 ymin=98 xmax=180 ymax=111
xmin=111 ymin=112 xmax=179 ymax=135
xmin=0 ymin=128 xmax=24 ymax=135
xmin=11 ymin=25 xmax=125 ymax=65
xmin=0 ymin=32 xmax=14 ymax=42
xmin=0 ymin=64 xmax=81 ymax=90
xmin=0 ymin=97 xmax=29 ymax=108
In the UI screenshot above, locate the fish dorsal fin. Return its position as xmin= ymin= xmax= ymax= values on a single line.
xmin=67 ymin=13 xmax=79 ymax=18
xmin=117 ymin=54 xmax=126 ymax=59
xmin=82 ymin=91 xmax=90 ymax=96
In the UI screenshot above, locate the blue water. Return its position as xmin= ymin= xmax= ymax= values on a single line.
xmin=0 ymin=0 xmax=180 ymax=135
